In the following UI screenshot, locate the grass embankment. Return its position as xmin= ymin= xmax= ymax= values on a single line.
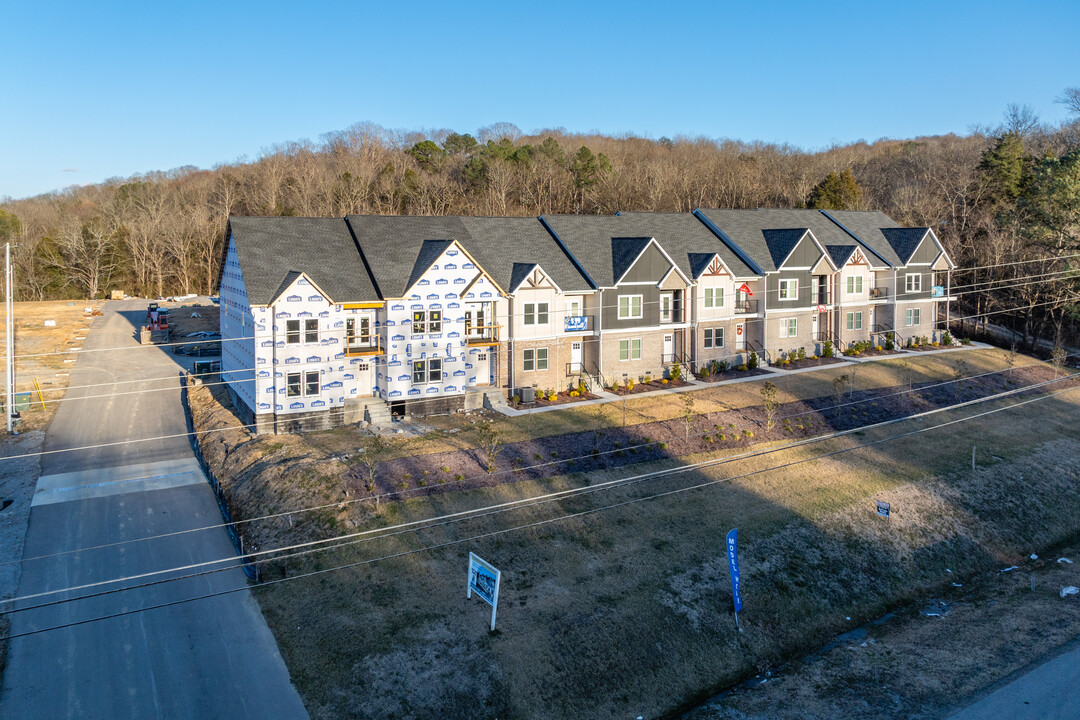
xmin=189 ymin=348 xmax=1080 ymax=719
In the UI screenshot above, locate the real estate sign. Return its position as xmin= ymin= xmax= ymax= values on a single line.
xmin=931 ymin=285 xmax=945 ymax=298
xmin=467 ymin=552 xmax=501 ymax=631
xmin=564 ymin=315 xmax=588 ymax=332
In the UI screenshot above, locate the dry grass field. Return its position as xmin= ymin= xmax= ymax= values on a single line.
xmin=188 ymin=347 xmax=1080 ymax=719
xmin=1 ymin=300 xmax=104 ymax=431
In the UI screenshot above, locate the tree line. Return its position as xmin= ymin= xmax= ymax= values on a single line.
xmin=1 ymin=97 xmax=1078 ymax=348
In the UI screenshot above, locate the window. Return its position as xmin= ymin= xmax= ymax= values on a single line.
xmin=846 ymin=276 xmax=863 ymax=294
xmin=412 ymin=310 xmax=442 ymax=334
xmin=704 ymin=287 xmax=724 ymax=308
xmin=524 ymin=302 xmax=549 ymax=325
xmin=779 ymin=279 xmax=798 ymax=301
xmin=704 ymin=327 xmax=724 ymax=349
xmin=523 ymin=348 xmax=549 ymax=371
xmin=567 ymin=299 xmax=581 ymax=317
xmin=286 ymin=319 xmax=301 ymax=344
xmin=286 ymin=371 xmax=320 ymax=397
xmin=780 ymin=318 xmax=798 ymax=338
xmin=660 ymin=293 xmax=673 ymax=323
xmin=906 ymin=308 xmax=921 ymax=326
xmin=906 ymin=273 xmax=922 ymax=293
xmin=305 ymin=319 xmax=319 ymax=344
xmin=617 ymin=295 xmax=643 ymax=320
xmin=619 ymin=338 xmax=642 ymax=360
xmin=846 ymin=311 xmax=863 ymax=331
xmin=412 ymin=358 xmax=443 ymax=384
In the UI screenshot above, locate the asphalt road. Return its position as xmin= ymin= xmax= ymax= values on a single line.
xmin=0 ymin=300 xmax=308 ymax=719
xmin=949 ymin=640 xmax=1080 ymax=720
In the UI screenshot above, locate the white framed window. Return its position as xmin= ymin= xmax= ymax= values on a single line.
xmin=524 ymin=302 xmax=549 ymax=325
xmin=617 ymin=295 xmax=643 ymax=320
xmin=412 ymin=358 xmax=442 ymax=384
xmin=619 ymin=338 xmax=642 ymax=360
xmin=704 ymin=287 xmax=724 ymax=309
xmin=412 ymin=310 xmax=442 ymax=334
xmin=906 ymin=274 xmax=922 ymax=293
xmin=660 ymin=293 xmax=673 ymax=323
xmin=286 ymin=319 xmax=300 ymax=344
xmin=523 ymin=348 xmax=549 ymax=371
xmin=566 ymin=298 xmax=581 ymax=317
xmin=846 ymin=311 xmax=863 ymax=331
xmin=286 ymin=371 xmax=320 ymax=397
xmin=780 ymin=318 xmax=798 ymax=338
xmin=779 ymin=279 xmax=798 ymax=301
xmin=906 ymin=308 xmax=921 ymax=326
xmin=846 ymin=276 xmax=863 ymax=294
xmin=704 ymin=327 xmax=724 ymax=348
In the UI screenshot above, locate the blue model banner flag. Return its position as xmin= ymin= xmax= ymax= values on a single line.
xmin=726 ymin=528 xmax=743 ymax=613
xmin=564 ymin=316 xmax=588 ymax=332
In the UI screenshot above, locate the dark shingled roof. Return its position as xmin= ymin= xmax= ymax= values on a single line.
xmin=696 ymin=208 xmax=891 ymax=272
xmin=458 ymin=216 xmax=591 ymax=293
xmin=826 ymin=244 xmax=859 ymax=269
xmin=881 ymin=228 xmax=932 ymax=264
xmin=818 ymin=210 xmax=911 ymax=266
xmin=227 ymin=217 xmax=377 ymax=305
xmin=345 ymin=216 xmax=471 ymax=299
xmin=543 ymin=213 xmax=758 ymax=287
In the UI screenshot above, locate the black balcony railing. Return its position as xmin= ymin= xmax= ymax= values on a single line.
xmin=733 ymin=299 xmax=758 ymax=314
xmin=869 ymin=287 xmax=888 ymax=300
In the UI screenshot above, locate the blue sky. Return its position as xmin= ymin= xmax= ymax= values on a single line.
xmin=3 ymin=0 xmax=1079 ymax=200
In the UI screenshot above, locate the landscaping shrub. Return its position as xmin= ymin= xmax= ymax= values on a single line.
xmin=748 ymin=352 xmax=759 ymax=370
xmin=823 ymin=341 xmax=834 ymax=358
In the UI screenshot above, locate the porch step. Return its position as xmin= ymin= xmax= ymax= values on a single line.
xmin=482 ymin=388 xmax=509 ymax=412
xmin=344 ymin=397 xmax=392 ymax=426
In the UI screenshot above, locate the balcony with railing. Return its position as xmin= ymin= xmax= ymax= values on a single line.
xmin=869 ymin=287 xmax=889 ymax=301
xmin=732 ymin=299 xmax=759 ymax=315
xmin=465 ymin=323 xmax=500 ymax=345
xmin=345 ymin=333 xmax=382 ymax=356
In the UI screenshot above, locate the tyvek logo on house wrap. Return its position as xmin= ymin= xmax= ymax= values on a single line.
xmin=726 ymin=528 xmax=743 ymax=613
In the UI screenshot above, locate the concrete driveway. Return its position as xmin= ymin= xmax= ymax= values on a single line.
xmin=0 ymin=299 xmax=308 ymax=719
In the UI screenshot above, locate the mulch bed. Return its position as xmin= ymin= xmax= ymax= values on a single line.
xmin=697 ymin=367 xmax=773 ymax=382
xmin=772 ymin=357 xmax=847 ymax=370
xmin=343 ymin=364 xmax=1073 ymax=503
xmin=607 ymin=378 xmax=692 ymax=395
xmin=906 ymin=344 xmax=951 ymax=352
xmin=515 ymin=390 xmax=600 ymax=408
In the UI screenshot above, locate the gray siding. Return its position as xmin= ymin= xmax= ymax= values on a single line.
xmin=785 ymin=235 xmax=821 ymax=268
xmin=896 ymin=269 xmax=934 ymax=301
xmin=767 ymin=270 xmax=814 ymax=308
xmin=909 ymin=234 xmax=940 ymax=265
xmin=621 ymin=243 xmax=673 ymax=283
xmin=601 ymin=287 xmax=663 ymax=330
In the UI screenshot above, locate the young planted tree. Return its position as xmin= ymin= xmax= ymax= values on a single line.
xmin=1005 ymin=342 xmax=1019 ymax=386
xmin=832 ymin=375 xmax=849 ymax=417
xmin=355 ymin=430 xmax=390 ymax=507
xmin=761 ymin=382 xmax=779 ymax=430
xmin=476 ymin=419 xmax=504 ymax=473
xmin=680 ymin=392 xmax=696 ymax=439
xmin=953 ymin=359 xmax=971 ymax=399
xmin=1051 ymin=346 xmax=1068 ymax=377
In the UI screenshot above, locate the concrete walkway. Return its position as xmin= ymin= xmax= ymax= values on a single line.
xmin=492 ymin=342 xmax=990 ymax=417
xmin=948 ymin=639 xmax=1080 ymax=720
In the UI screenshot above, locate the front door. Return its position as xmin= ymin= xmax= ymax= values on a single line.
xmin=812 ymin=313 xmax=819 ymax=340
xmin=662 ymin=333 xmax=673 ymax=362
xmin=472 ymin=352 xmax=490 ymax=386
xmin=735 ymin=323 xmax=745 ymax=351
xmin=355 ymin=361 xmax=373 ymax=397
xmin=570 ymin=341 xmax=583 ymax=373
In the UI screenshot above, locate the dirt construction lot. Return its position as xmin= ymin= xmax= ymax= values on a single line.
xmin=188 ymin=348 xmax=1080 ymax=720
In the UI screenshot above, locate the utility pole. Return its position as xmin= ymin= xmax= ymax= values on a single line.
xmin=5 ymin=242 xmax=13 ymax=433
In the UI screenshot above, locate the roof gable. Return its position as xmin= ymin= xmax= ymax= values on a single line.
xmin=406 ymin=239 xmax=455 ymax=292
xmin=612 ymin=237 xmax=656 ymax=283
xmin=880 ymin=228 xmax=930 ymax=264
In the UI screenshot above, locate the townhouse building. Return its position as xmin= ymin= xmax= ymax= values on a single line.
xmin=218 ymin=209 xmax=956 ymax=433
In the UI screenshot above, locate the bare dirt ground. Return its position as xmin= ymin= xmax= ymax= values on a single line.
xmin=2 ymin=300 xmax=104 ymax=431
xmin=186 ymin=348 xmax=1080 ymax=719
xmin=682 ymin=537 xmax=1080 ymax=720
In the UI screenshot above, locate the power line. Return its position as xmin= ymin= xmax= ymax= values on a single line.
xmin=8 ymin=350 xmax=1069 ymax=573
xmin=6 ymin=377 xmax=1077 ymax=639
